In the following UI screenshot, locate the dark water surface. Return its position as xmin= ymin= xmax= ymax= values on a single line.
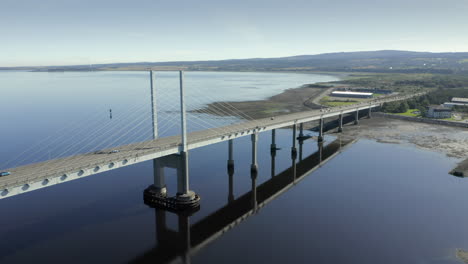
xmin=0 ymin=71 xmax=464 ymax=264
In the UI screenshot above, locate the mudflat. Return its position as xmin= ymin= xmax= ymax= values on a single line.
xmin=194 ymin=84 xmax=327 ymax=119
xmin=337 ymin=116 xmax=468 ymax=176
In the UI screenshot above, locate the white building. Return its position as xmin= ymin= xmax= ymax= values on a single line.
xmin=443 ymin=102 xmax=468 ymax=108
xmin=330 ymin=91 xmax=373 ymax=99
xmin=427 ymin=105 xmax=452 ymax=119
xmin=443 ymin=97 xmax=468 ymax=108
xmin=452 ymin=97 xmax=468 ymax=104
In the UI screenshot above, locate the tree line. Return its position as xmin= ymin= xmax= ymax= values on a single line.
xmin=381 ymin=88 xmax=468 ymax=115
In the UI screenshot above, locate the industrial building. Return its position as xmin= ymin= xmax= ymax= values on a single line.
xmin=355 ymin=88 xmax=392 ymax=94
xmin=451 ymin=97 xmax=468 ymax=104
xmin=443 ymin=102 xmax=468 ymax=108
xmin=442 ymin=97 xmax=468 ymax=108
xmin=331 ymin=91 xmax=373 ymax=98
xmin=427 ymin=105 xmax=452 ymax=119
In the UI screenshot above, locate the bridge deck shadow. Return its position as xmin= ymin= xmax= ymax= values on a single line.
xmin=130 ymin=137 xmax=355 ymax=264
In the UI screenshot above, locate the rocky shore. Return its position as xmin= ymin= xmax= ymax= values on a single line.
xmin=334 ymin=116 xmax=468 ymax=176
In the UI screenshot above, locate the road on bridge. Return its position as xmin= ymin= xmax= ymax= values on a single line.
xmin=0 ymin=92 xmax=423 ymax=199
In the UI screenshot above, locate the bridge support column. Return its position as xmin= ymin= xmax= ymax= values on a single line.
xmin=298 ymin=123 xmax=304 ymax=139
xmin=227 ymin=139 xmax=234 ymax=173
xmin=368 ymin=106 xmax=372 ymax=118
xmin=271 ymin=151 xmax=276 ymax=179
xmin=299 ymin=138 xmax=304 ymax=161
xmin=270 ymin=129 xmax=277 ymax=154
xmin=291 ymin=124 xmax=297 ymax=160
xmin=152 ymin=159 xmax=167 ymax=195
xmin=176 ymin=152 xmax=191 ymax=196
xmin=227 ymin=140 xmax=235 ymax=203
xmin=354 ymin=109 xmax=359 ymax=125
xmin=292 ymin=152 xmax=297 ymax=183
xmin=144 ymin=154 xmax=200 ymax=211
xmin=338 ymin=114 xmax=343 ymax=133
xmin=251 ymin=167 xmax=258 ymax=211
xmin=251 ymin=133 xmax=258 ymax=174
xmin=318 ymin=118 xmax=324 ymax=142
xmin=318 ymin=141 xmax=324 ymax=164
xmin=228 ymin=164 xmax=234 ymax=203
xmin=291 ymin=124 xmax=298 ymax=182
xmin=270 ymin=130 xmax=276 ymax=178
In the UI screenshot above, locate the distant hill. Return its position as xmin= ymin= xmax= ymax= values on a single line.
xmin=3 ymin=50 xmax=468 ymax=73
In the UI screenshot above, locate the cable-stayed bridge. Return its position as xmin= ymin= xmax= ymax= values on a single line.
xmin=0 ymin=71 xmax=423 ymax=209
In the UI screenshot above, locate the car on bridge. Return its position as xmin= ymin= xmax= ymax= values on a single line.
xmin=0 ymin=171 xmax=11 ymax=177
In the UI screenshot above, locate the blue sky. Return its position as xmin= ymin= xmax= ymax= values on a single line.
xmin=1 ymin=0 xmax=468 ymax=66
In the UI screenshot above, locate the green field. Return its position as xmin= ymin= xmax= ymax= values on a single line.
xmin=395 ymin=109 xmax=421 ymax=117
xmin=324 ymin=101 xmax=358 ymax=107
xmin=319 ymin=96 xmax=359 ymax=107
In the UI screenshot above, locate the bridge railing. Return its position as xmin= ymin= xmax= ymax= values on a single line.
xmin=3 ymin=91 xmax=426 ymax=187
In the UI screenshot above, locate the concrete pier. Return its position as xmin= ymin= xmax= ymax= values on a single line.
xmin=298 ymin=123 xmax=304 ymax=139
xmin=144 ymin=71 xmax=200 ymax=211
xmin=152 ymin=159 xmax=167 ymax=195
xmin=270 ymin=129 xmax=277 ymax=155
xmin=318 ymin=118 xmax=324 ymax=142
xmin=227 ymin=139 xmax=234 ymax=171
xmin=228 ymin=140 xmax=234 ymax=203
xmin=251 ymin=133 xmax=258 ymax=174
xmin=291 ymin=124 xmax=297 ymax=160
xmin=251 ymin=169 xmax=258 ymax=211
xmin=338 ymin=114 xmax=343 ymax=133
xmin=291 ymin=136 xmax=298 ymax=183
xmin=298 ymin=138 xmax=303 ymax=161
xmin=292 ymin=153 xmax=297 ymax=183
xmin=318 ymin=141 xmax=324 ymax=164
xmin=271 ymin=150 xmax=276 ymax=178
xmin=298 ymin=123 xmax=304 ymax=161
xmin=354 ymin=109 xmax=359 ymax=125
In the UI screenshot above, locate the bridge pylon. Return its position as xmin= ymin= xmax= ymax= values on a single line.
xmin=144 ymin=71 xmax=200 ymax=211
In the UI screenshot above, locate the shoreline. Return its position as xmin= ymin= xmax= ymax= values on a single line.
xmin=194 ymin=83 xmax=467 ymax=175
xmin=336 ymin=116 xmax=468 ymax=176
xmin=194 ymin=81 xmax=348 ymax=119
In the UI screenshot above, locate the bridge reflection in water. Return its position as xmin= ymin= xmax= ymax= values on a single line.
xmin=131 ymin=137 xmax=355 ymax=264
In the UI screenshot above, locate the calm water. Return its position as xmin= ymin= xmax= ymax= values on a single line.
xmin=0 ymin=71 xmax=464 ymax=264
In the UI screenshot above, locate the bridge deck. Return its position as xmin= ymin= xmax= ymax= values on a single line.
xmin=0 ymin=93 xmax=421 ymax=198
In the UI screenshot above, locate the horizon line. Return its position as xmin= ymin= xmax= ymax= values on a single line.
xmin=2 ymin=49 xmax=468 ymax=68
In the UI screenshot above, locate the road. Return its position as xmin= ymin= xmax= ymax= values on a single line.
xmin=0 ymin=92 xmax=424 ymax=199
